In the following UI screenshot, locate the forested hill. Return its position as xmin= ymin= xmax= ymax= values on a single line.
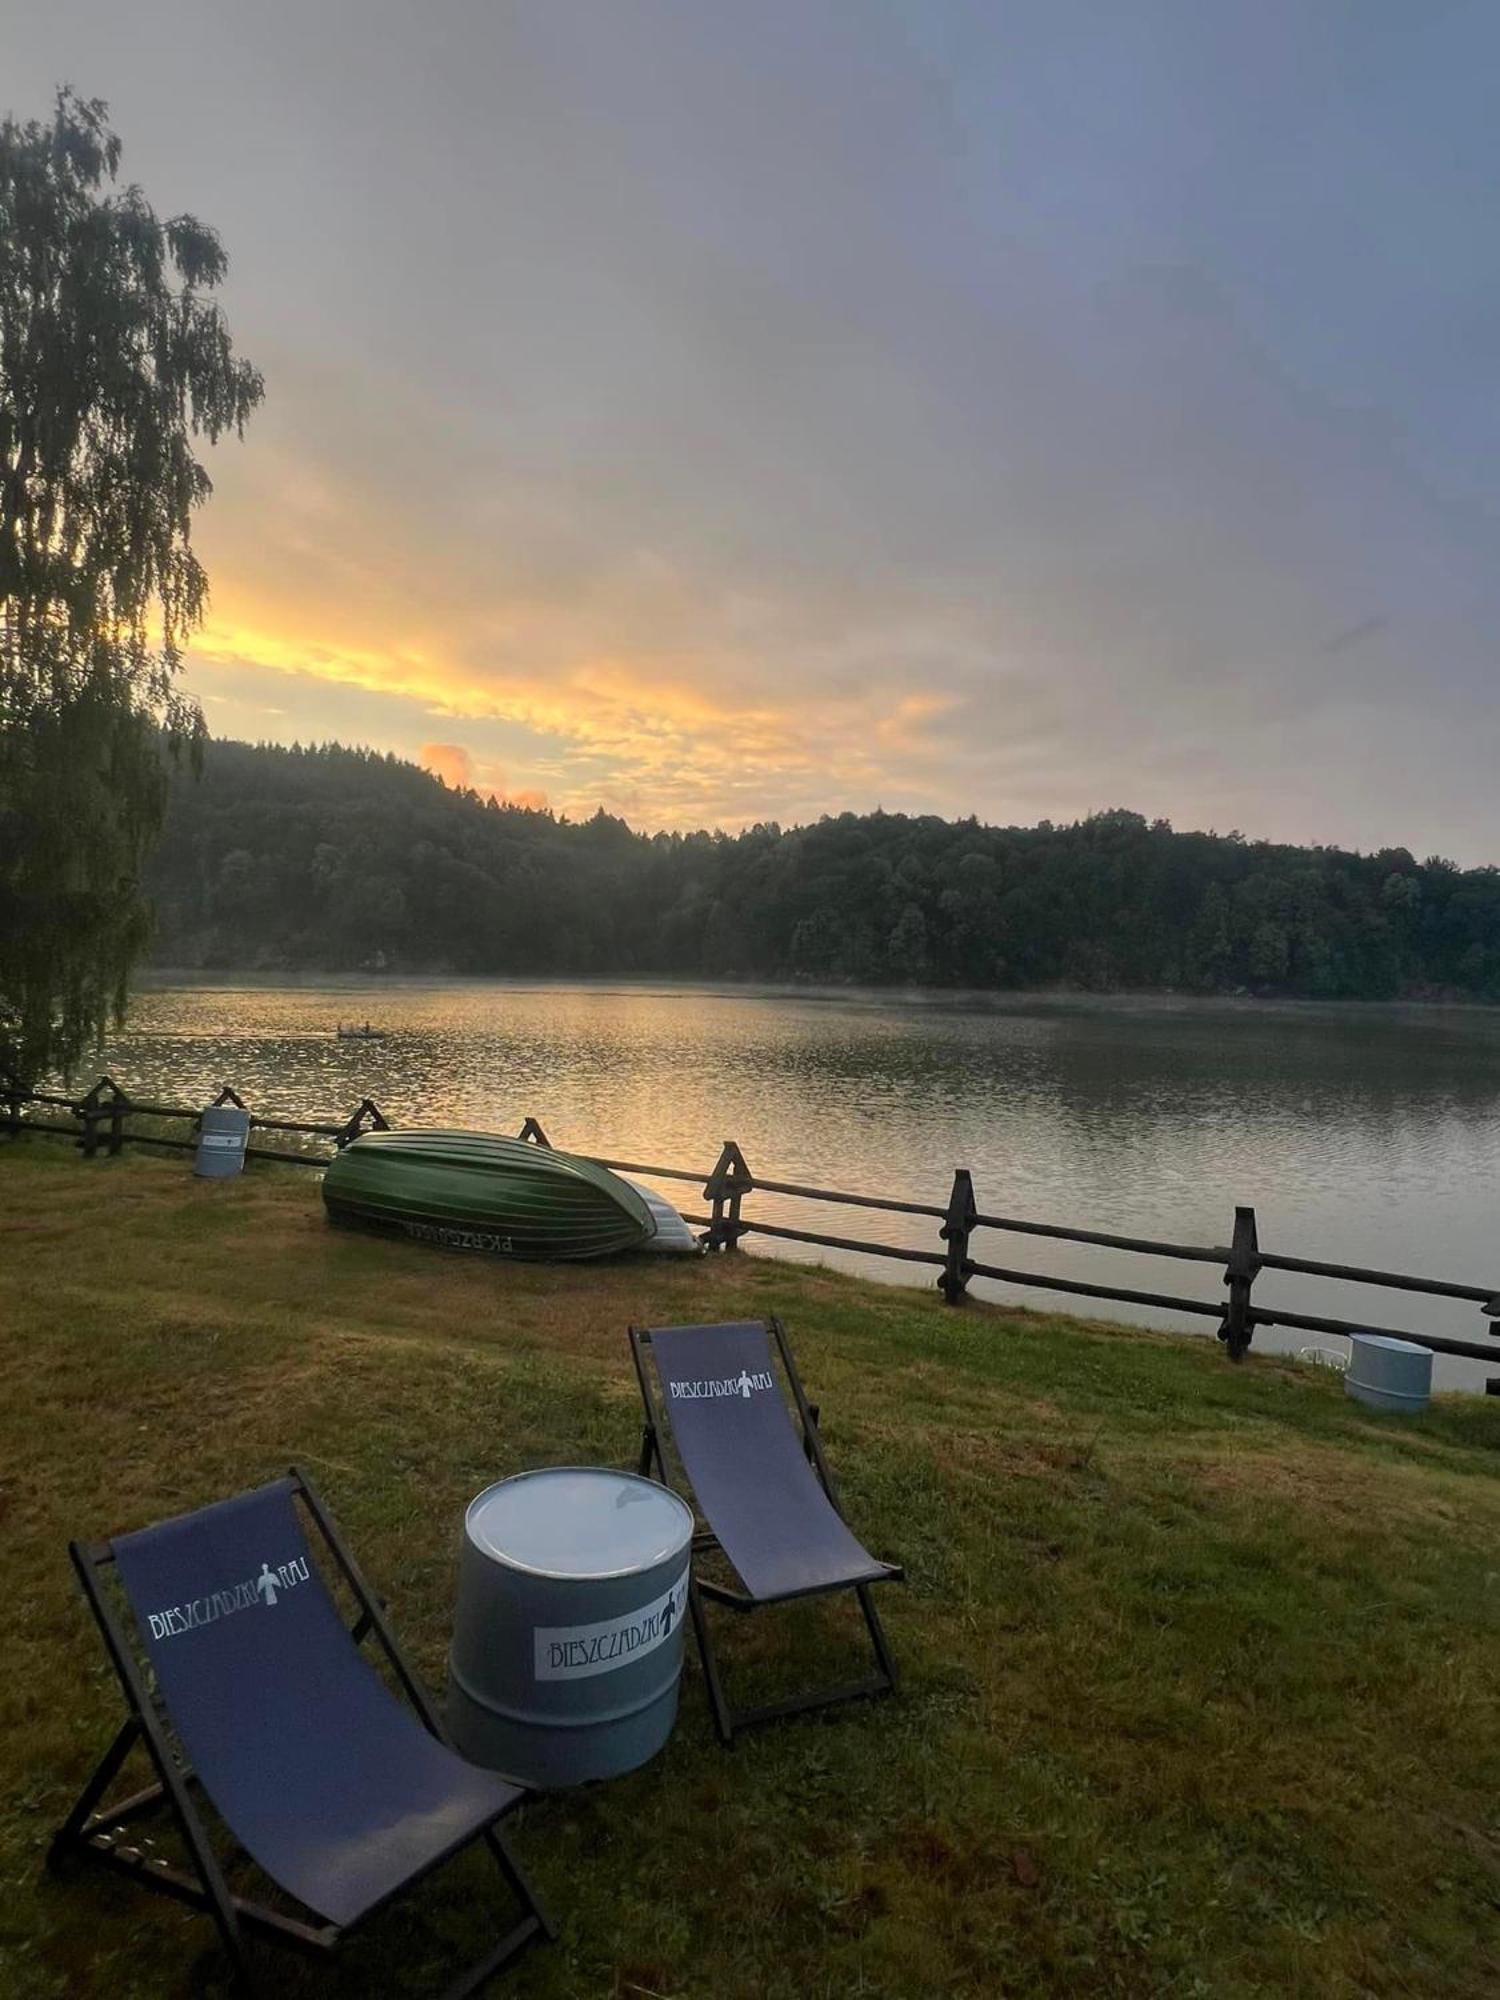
xmin=146 ymin=739 xmax=1500 ymax=999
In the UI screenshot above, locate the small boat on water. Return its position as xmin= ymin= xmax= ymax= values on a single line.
xmin=322 ymin=1128 xmax=698 ymax=1260
xmin=336 ymin=1022 xmax=387 ymax=1041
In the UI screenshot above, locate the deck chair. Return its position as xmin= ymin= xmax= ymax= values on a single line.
xmin=49 ymin=1469 xmax=553 ymax=1997
xmin=629 ymin=1317 xmax=902 ymax=1741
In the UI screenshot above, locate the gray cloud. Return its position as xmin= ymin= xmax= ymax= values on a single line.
xmin=4 ymin=0 xmax=1499 ymax=853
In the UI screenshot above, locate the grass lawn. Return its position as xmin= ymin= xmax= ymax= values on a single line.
xmin=2 ymin=1141 xmax=1498 ymax=1998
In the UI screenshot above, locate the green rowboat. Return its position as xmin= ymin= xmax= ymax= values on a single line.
xmin=322 ymin=1128 xmax=681 ymax=1261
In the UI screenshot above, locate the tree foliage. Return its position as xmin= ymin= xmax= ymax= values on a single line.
xmin=0 ymin=89 xmax=262 ymax=1083
xmin=150 ymin=741 xmax=1500 ymax=1002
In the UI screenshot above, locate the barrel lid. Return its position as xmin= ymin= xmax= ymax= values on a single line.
xmin=465 ymin=1467 xmax=693 ymax=1580
xmin=1349 ymin=1333 xmax=1430 ymax=1355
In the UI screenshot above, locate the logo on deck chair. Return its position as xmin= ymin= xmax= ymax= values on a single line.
xmin=666 ymin=1367 xmax=774 ymax=1401
xmin=144 ymin=1553 xmax=311 ymax=1642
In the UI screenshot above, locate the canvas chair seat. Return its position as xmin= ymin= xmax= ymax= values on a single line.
xmin=644 ymin=1321 xmax=894 ymax=1602
xmin=110 ymin=1479 xmax=523 ymax=1926
xmin=51 ymin=1470 xmax=552 ymax=1995
xmin=630 ymin=1318 xmax=902 ymax=1740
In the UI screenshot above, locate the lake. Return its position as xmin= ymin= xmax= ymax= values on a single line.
xmin=98 ymin=980 xmax=1500 ymax=1392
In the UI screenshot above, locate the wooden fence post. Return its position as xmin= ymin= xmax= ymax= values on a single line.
xmin=336 ymin=1098 xmax=389 ymax=1149
xmin=939 ymin=1168 xmax=977 ymax=1304
xmin=1219 ymin=1205 xmax=1260 ymax=1361
xmin=518 ymin=1117 xmax=551 ymax=1146
xmin=91 ymin=1074 xmax=130 ymax=1156
xmin=704 ymin=1141 xmax=752 ymax=1253
xmin=77 ymin=1077 xmax=104 ymax=1159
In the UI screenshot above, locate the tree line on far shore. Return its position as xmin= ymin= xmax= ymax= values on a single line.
xmin=147 ymin=739 xmax=1500 ymax=1001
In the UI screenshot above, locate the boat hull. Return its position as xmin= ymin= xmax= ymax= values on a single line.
xmin=322 ymin=1129 xmax=655 ymax=1261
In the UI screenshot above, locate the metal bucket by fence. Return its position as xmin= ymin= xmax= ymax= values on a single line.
xmin=1345 ymin=1333 xmax=1433 ymax=1415
xmin=446 ymin=1467 xmax=694 ymax=1788
xmin=194 ymin=1105 xmax=250 ymax=1178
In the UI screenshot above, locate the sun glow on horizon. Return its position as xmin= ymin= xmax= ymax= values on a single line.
xmin=186 ymin=593 xmax=968 ymax=832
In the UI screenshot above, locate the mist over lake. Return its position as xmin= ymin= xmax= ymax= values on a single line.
xmin=105 ymin=980 xmax=1500 ymax=1392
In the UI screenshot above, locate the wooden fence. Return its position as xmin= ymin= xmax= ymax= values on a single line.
xmin=5 ymin=1077 xmax=1499 ymax=1377
xmin=1 ymin=1074 xmax=388 ymax=1167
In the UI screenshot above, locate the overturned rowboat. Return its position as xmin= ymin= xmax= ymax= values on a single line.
xmin=322 ymin=1129 xmax=698 ymax=1260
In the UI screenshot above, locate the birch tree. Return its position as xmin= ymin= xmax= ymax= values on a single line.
xmin=1 ymin=88 xmax=262 ymax=1084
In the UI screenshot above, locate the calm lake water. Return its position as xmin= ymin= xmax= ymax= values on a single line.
xmin=98 ymin=980 xmax=1500 ymax=1392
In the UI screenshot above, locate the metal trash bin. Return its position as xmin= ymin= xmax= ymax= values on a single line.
xmin=447 ymin=1467 xmax=694 ymax=1788
xmin=1345 ymin=1333 xmax=1433 ymax=1415
xmin=194 ymin=1104 xmax=250 ymax=1178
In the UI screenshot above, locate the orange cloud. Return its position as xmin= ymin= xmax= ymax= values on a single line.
xmin=188 ymin=596 xmax=960 ymax=829
xmin=421 ymin=748 xmax=546 ymax=813
xmin=420 ymin=741 xmax=473 ymax=789
xmin=873 ymin=690 xmax=961 ymax=745
xmin=181 ymin=378 xmax=993 ymax=832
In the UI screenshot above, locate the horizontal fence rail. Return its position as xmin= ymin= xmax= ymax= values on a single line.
xmin=0 ymin=1076 xmax=387 ymax=1168
xmin=5 ymin=1082 xmax=1499 ymax=1378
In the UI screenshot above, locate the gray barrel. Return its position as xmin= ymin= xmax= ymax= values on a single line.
xmin=1345 ymin=1333 xmax=1433 ymax=1415
xmin=194 ymin=1105 xmax=250 ymax=1178
xmin=447 ymin=1467 xmax=694 ymax=1788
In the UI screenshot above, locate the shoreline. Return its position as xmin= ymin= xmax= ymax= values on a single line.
xmin=137 ymin=967 xmax=1500 ymax=1020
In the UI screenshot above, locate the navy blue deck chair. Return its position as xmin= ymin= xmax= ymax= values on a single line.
xmin=629 ymin=1318 xmax=902 ymax=1740
xmin=49 ymin=1469 xmax=553 ymax=1996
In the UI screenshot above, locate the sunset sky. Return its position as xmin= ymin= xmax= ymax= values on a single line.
xmin=6 ymin=2 xmax=1500 ymax=853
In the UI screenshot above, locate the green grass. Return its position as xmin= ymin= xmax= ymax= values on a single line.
xmin=1 ymin=1140 xmax=1498 ymax=1998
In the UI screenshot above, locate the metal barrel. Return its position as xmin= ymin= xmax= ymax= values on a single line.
xmin=446 ymin=1467 xmax=695 ymax=1788
xmin=194 ymin=1105 xmax=250 ymax=1179
xmin=1345 ymin=1332 xmax=1434 ymax=1415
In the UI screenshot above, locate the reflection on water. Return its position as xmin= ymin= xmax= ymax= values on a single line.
xmin=99 ymin=980 xmax=1500 ymax=1392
